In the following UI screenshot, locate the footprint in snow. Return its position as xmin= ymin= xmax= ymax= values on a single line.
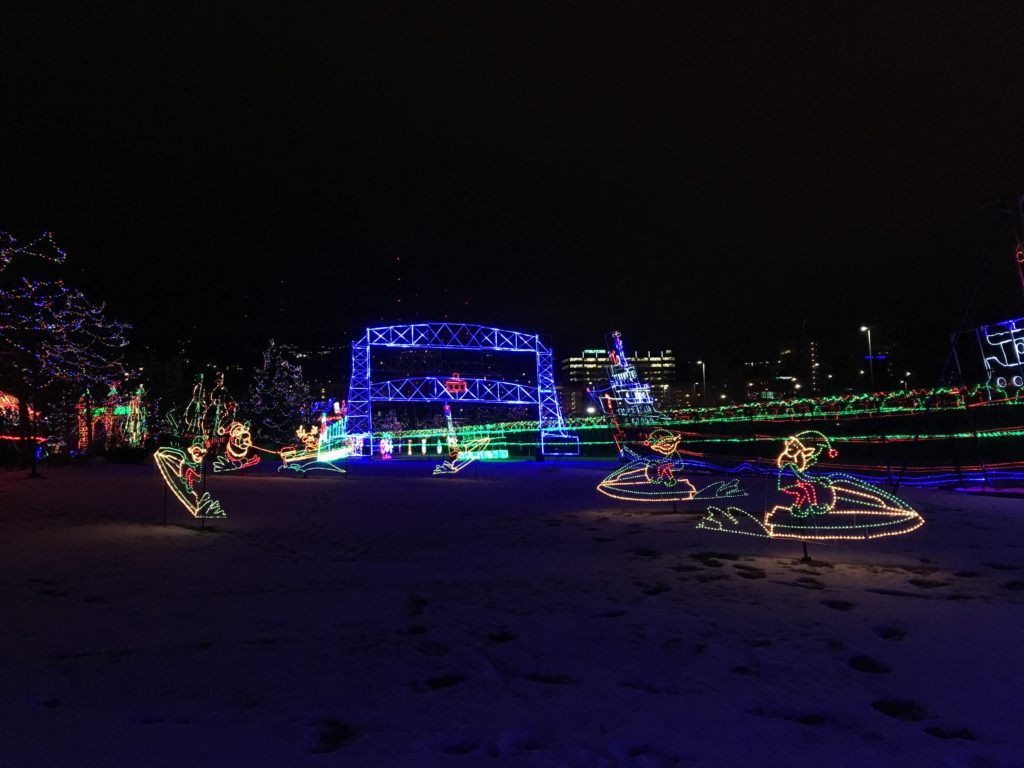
xmin=307 ymin=718 xmax=359 ymax=753
xmin=821 ymin=599 xmax=856 ymax=611
xmin=872 ymin=625 xmax=906 ymax=641
xmin=872 ymin=698 xmax=928 ymax=722
xmin=849 ymin=655 xmax=890 ymax=674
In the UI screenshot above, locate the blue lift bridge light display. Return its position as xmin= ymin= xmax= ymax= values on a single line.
xmin=345 ymin=323 xmax=580 ymax=456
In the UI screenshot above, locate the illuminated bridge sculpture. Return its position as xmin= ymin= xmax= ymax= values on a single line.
xmin=346 ymin=323 xmax=580 ymax=455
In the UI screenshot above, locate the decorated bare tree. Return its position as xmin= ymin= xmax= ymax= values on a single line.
xmin=0 ymin=231 xmax=130 ymax=471
xmin=247 ymin=340 xmax=310 ymax=444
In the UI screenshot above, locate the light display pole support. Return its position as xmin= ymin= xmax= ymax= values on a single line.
xmin=861 ymin=326 xmax=874 ymax=390
xmin=346 ymin=323 xmax=579 ymax=456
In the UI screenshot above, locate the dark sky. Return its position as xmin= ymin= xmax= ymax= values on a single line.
xmin=4 ymin=2 xmax=1024 ymax=375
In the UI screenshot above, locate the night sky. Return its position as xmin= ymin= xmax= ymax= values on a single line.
xmin=4 ymin=2 xmax=1024 ymax=376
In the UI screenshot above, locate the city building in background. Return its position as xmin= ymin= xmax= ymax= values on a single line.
xmin=560 ymin=347 xmax=680 ymax=414
xmin=778 ymin=337 xmax=822 ymax=395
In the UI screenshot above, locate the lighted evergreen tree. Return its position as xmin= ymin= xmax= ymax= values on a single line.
xmin=0 ymin=231 xmax=130 ymax=467
xmin=247 ymin=340 xmax=310 ymax=444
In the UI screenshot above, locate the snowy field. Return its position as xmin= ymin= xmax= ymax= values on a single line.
xmin=1 ymin=459 xmax=1022 ymax=767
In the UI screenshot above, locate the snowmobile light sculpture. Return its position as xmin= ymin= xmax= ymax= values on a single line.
xmin=698 ymin=431 xmax=923 ymax=541
xmin=597 ymin=445 xmax=747 ymax=503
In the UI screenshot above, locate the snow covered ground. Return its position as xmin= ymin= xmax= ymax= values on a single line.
xmin=1 ymin=459 xmax=1022 ymax=767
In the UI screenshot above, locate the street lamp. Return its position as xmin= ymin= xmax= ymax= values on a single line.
xmin=860 ymin=326 xmax=875 ymax=390
xmin=696 ymin=360 xmax=707 ymax=404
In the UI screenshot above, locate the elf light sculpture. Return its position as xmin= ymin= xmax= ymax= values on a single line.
xmin=154 ymin=374 xmax=229 ymax=517
xmin=698 ymin=431 xmax=923 ymax=540
xmin=154 ymin=438 xmax=225 ymax=519
xmin=432 ymin=401 xmax=492 ymax=475
xmin=597 ymin=449 xmax=746 ymax=502
xmin=597 ymin=426 xmax=747 ymax=503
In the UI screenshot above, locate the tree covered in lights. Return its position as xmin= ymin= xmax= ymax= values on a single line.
xmin=0 ymin=231 xmax=130 ymax=464
xmin=246 ymin=340 xmax=310 ymax=444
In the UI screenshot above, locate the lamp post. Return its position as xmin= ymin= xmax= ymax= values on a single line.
xmin=696 ymin=360 xmax=707 ymax=404
xmin=860 ymin=326 xmax=874 ymax=391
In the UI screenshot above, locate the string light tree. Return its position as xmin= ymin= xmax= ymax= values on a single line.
xmin=246 ymin=339 xmax=311 ymax=446
xmin=0 ymin=230 xmax=130 ymax=475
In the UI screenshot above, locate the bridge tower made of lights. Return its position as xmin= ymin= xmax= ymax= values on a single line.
xmin=345 ymin=322 xmax=579 ymax=455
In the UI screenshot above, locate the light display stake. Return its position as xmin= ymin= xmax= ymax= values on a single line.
xmin=697 ymin=431 xmax=923 ymax=541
